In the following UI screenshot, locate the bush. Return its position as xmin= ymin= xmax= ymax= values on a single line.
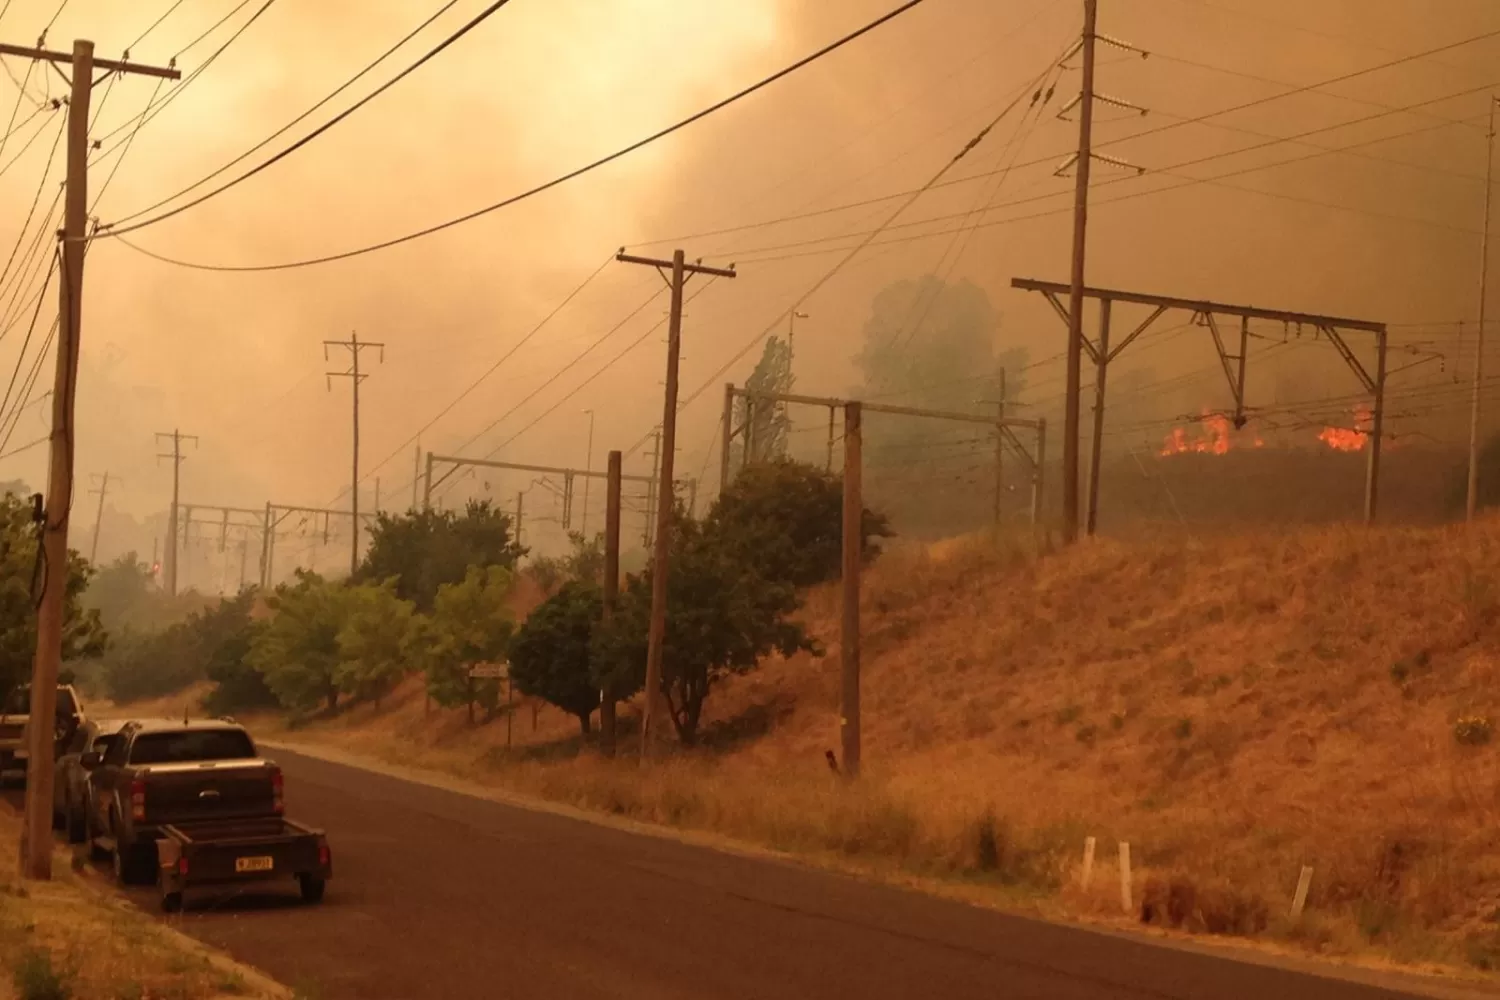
xmin=13 ymin=947 xmax=71 ymax=1000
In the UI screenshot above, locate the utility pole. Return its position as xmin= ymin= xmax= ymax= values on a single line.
xmin=1061 ymin=0 xmax=1099 ymax=545
xmin=615 ymin=249 xmax=737 ymax=757
xmin=719 ymin=383 xmax=735 ymax=496
xmin=423 ymin=451 xmax=435 ymax=511
xmin=411 ymin=443 xmax=421 ymax=512
xmin=20 ymin=38 xmax=179 ymax=881
xmin=155 ymin=429 xmax=198 ymax=598
xmin=580 ymin=409 xmax=595 ymax=536
xmin=841 ymin=401 xmax=863 ymax=779
xmin=1469 ymin=96 xmax=1498 ymax=523
xmin=600 ymin=450 xmax=622 ymax=758
xmin=514 ymin=489 xmax=524 ymax=547
xmin=87 ymin=471 xmax=110 ymax=563
xmin=980 ymin=369 xmax=1007 ymax=529
xmin=325 ymin=333 xmax=383 ymax=576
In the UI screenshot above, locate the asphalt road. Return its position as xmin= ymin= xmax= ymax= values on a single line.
xmin=1 ymin=749 xmax=1484 ymax=1000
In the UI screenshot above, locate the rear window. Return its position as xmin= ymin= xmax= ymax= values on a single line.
xmin=92 ymin=733 xmax=118 ymax=754
xmin=1 ymin=687 xmax=76 ymax=715
xmin=128 ymin=729 xmax=257 ymax=765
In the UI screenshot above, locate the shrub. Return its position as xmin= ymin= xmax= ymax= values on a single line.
xmin=1454 ymin=715 xmax=1493 ymax=747
xmin=13 ymin=947 xmax=71 ymax=1000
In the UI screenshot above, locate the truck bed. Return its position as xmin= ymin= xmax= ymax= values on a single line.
xmin=155 ymin=816 xmax=331 ymax=911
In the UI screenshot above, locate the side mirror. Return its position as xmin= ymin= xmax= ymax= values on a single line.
xmin=80 ymin=751 xmax=101 ymax=769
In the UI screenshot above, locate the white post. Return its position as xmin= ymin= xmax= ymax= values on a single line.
xmin=1118 ymin=841 xmax=1133 ymax=913
xmin=1081 ymin=836 xmax=1096 ymax=890
xmin=1290 ymin=865 xmax=1314 ymax=920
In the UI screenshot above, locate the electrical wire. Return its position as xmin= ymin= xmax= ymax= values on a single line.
xmin=126 ymin=0 xmax=190 ymax=55
xmin=90 ymin=77 xmax=164 ymax=214
xmin=89 ymin=0 xmax=278 ymax=154
xmin=0 ymin=117 xmax=64 ymax=333
xmin=40 ymin=0 xmax=69 ymax=42
xmin=110 ymin=0 xmax=470 ymax=229
xmin=100 ymin=0 xmax=939 ymax=270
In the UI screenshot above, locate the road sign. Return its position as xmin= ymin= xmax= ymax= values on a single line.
xmin=468 ymin=662 xmax=508 ymax=680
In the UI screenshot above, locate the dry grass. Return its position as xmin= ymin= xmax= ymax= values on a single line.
xmin=0 ymin=810 xmax=285 ymax=1000
xmin=128 ymin=517 xmax=1500 ymax=978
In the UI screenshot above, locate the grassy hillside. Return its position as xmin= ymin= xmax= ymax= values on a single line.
xmin=147 ymin=518 xmax=1500 ymax=976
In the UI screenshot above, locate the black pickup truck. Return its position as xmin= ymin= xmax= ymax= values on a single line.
xmin=82 ymin=718 xmax=331 ymax=911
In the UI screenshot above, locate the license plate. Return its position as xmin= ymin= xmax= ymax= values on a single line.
xmin=235 ymin=856 xmax=273 ymax=873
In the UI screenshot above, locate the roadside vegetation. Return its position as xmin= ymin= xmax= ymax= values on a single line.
xmin=0 ymin=808 xmax=283 ymax=1000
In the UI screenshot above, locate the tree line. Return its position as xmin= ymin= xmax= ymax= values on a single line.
xmin=13 ymin=461 xmax=888 ymax=749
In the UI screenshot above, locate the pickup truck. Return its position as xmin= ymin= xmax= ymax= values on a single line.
xmin=83 ymin=719 xmax=332 ymax=910
xmin=0 ymin=684 xmax=85 ymax=779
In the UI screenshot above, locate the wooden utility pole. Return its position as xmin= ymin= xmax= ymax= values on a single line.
xmin=325 ymin=333 xmax=384 ymax=576
xmin=411 ymin=443 xmax=422 ymax=511
xmin=615 ymin=249 xmax=737 ymax=757
xmin=155 ymin=429 xmax=197 ymax=597
xmin=1086 ymin=299 xmax=1111 ymax=535
xmin=1062 ymin=0 xmax=1099 ymax=545
xmin=1469 ymin=96 xmax=1498 ymax=523
xmin=423 ymin=451 xmax=435 ymax=511
xmin=719 ymin=382 xmax=734 ymax=496
xmin=20 ymin=38 xmax=178 ymax=881
xmin=600 ymin=449 xmax=622 ymax=758
xmin=841 ymin=401 xmax=863 ymax=779
xmin=514 ymin=489 xmax=524 ymax=547
xmin=87 ymin=471 xmax=110 ymax=563
xmin=643 ymin=427 xmax=661 ymax=548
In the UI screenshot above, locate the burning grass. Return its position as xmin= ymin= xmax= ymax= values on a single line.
xmin=152 ymin=517 xmax=1500 ymax=979
xmin=0 ymin=809 xmax=285 ymax=1000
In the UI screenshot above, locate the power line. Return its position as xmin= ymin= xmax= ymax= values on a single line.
xmin=88 ymin=0 xmax=278 ymax=153
xmin=126 ymin=0 xmax=190 ymax=55
xmin=101 ymin=0 xmax=938 ymax=270
xmin=104 ymin=0 xmax=512 ymax=236
xmin=0 ymin=249 xmax=56 ymax=425
xmin=631 ymin=27 xmax=1500 ymax=254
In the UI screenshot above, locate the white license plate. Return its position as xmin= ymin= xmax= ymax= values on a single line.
xmin=235 ymin=856 xmax=273 ymax=873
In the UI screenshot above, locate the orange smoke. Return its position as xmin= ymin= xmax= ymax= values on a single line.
xmin=1160 ymin=410 xmax=1265 ymax=457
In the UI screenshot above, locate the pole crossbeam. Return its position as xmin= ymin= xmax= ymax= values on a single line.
xmin=723 ymin=385 xmax=1047 ymax=525
xmin=1013 ymin=275 xmax=1389 ymax=532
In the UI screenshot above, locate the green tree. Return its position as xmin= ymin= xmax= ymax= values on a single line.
xmin=357 ymin=500 xmax=526 ymax=611
xmin=247 ymin=572 xmax=349 ymax=715
xmin=202 ymin=598 xmax=275 ymax=716
xmin=508 ymin=581 xmax=602 ymax=735
xmin=710 ymin=458 xmax=890 ymax=588
xmin=856 ymin=276 xmax=1003 ymax=407
xmin=592 ymin=508 xmax=816 ymax=746
xmin=335 ymin=581 xmax=417 ymax=707
xmin=424 ymin=565 xmax=515 ymax=723
xmin=0 ymin=494 xmax=104 ymax=703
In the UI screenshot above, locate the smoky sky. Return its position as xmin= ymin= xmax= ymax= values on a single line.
xmin=0 ymin=0 xmax=1495 ymax=566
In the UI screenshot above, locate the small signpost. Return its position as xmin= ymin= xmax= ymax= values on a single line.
xmin=468 ymin=663 xmax=513 ymax=746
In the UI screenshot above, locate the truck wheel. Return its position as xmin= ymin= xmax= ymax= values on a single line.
xmin=161 ymin=891 xmax=183 ymax=914
xmin=298 ymin=875 xmax=326 ymax=903
xmin=113 ymin=841 xmax=154 ymax=887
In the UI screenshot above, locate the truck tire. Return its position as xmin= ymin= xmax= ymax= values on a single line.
xmin=161 ymin=891 xmax=183 ymax=914
xmin=113 ymin=838 xmax=155 ymax=887
xmin=298 ymin=875 xmax=326 ymax=903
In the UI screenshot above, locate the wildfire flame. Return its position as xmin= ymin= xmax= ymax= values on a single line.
xmin=1317 ymin=405 xmax=1372 ymax=452
xmin=1159 ymin=410 xmax=1265 ymax=457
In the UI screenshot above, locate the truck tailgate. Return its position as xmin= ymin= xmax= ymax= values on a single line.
xmin=142 ymin=760 xmax=278 ymax=824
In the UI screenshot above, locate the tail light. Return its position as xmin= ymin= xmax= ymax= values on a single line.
xmin=318 ymin=843 xmax=330 ymax=868
xmin=130 ymin=778 xmax=146 ymax=822
xmin=178 ymin=857 xmax=189 ymax=876
xmin=270 ymin=768 xmax=284 ymax=815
